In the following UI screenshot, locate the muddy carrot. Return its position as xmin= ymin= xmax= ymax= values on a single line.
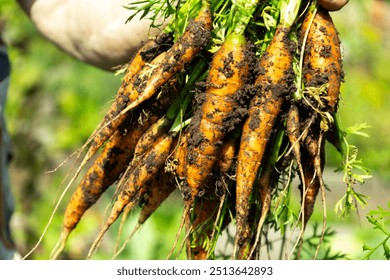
xmin=80 ymin=33 xmax=173 ymax=170
xmin=246 ymin=129 xmax=284 ymax=259
xmin=113 ymin=169 xmax=176 ymax=259
xmin=301 ymin=6 xmax=343 ymax=115
xmin=184 ymin=31 xmax=249 ymax=203
xmin=87 ymin=134 xmax=173 ymax=258
xmin=49 ymin=87 xmax=175 ymax=259
xmin=300 ymin=127 xmax=326 ymax=228
xmin=87 ymin=0 xmax=212 ymax=159
xmin=234 ymin=0 xmax=301 ymax=259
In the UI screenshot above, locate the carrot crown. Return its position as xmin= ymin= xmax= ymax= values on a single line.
xmin=279 ymin=0 xmax=302 ymax=27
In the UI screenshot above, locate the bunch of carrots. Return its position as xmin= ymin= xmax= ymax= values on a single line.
xmin=25 ymin=0 xmax=348 ymax=260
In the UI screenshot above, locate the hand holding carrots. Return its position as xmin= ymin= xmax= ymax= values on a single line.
xmin=27 ymin=0 xmax=354 ymax=260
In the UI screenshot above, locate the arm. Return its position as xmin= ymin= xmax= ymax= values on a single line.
xmin=17 ymin=0 xmax=161 ymax=70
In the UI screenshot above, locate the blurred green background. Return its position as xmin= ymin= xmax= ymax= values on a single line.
xmin=1 ymin=0 xmax=389 ymax=260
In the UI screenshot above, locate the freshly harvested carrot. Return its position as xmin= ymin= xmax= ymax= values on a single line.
xmin=86 ymin=1 xmax=212 ymax=160
xmin=246 ymin=129 xmax=284 ymax=260
xmin=171 ymin=32 xmax=249 ymax=259
xmin=300 ymin=128 xmax=325 ymax=228
xmin=87 ymin=134 xmax=173 ymax=258
xmin=289 ymin=7 xmax=343 ymax=256
xmin=113 ymin=169 xmax=176 ymax=259
xmin=301 ymin=7 xmax=343 ymax=115
xmin=184 ymin=32 xmax=249 ymax=202
xmin=49 ymin=88 xmax=175 ymax=259
xmin=86 ymin=51 xmax=169 ymax=162
xmin=286 ymin=104 xmax=302 ymax=163
xmin=131 ymin=116 xmax=172 ymax=166
xmin=234 ymin=0 xmax=300 ymax=258
xmin=78 ymin=33 xmax=173 ymax=171
xmin=138 ymin=171 xmax=176 ymax=225
xmin=113 ymin=183 xmax=148 ymax=255
xmin=300 ymin=5 xmax=344 ymax=168
xmin=186 ymin=173 xmax=233 ymax=260
xmin=118 ymin=33 xmax=173 ymax=95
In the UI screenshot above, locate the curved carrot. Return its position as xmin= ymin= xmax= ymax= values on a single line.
xmin=300 ymin=6 xmax=343 ymax=163
xmin=246 ymin=129 xmax=284 ymax=260
xmin=118 ymin=33 xmax=173 ymax=95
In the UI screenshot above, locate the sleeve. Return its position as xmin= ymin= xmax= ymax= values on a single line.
xmin=0 ymin=43 xmax=17 ymax=260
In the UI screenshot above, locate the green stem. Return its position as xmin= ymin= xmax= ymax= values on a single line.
xmin=164 ymin=0 xmax=206 ymax=39
xmin=280 ymin=0 xmax=302 ymax=27
xmin=169 ymin=58 xmax=208 ymax=134
xmin=294 ymin=1 xmax=317 ymax=101
xmin=229 ymin=0 xmax=260 ymax=35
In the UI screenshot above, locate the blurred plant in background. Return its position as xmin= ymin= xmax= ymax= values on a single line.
xmin=0 ymin=0 xmax=389 ymax=259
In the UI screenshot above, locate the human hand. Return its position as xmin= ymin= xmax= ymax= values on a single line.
xmin=317 ymin=0 xmax=349 ymax=11
xmin=17 ymin=0 xmax=162 ymax=70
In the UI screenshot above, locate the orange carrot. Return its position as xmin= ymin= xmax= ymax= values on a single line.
xmin=113 ymin=169 xmax=176 ymax=259
xmin=296 ymin=5 xmax=343 ymax=228
xmin=131 ymin=116 xmax=172 ymax=165
xmin=301 ymin=7 xmax=343 ymax=115
xmin=86 ymin=2 xmax=212 ymax=161
xmin=246 ymin=129 xmax=284 ymax=260
xmin=286 ymin=104 xmax=302 ymax=162
xmin=184 ymin=32 xmax=249 ymax=203
xmin=87 ymin=134 xmax=173 ymax=258
xmin=118 ymin=33 xmax=173 ymax=95
xmin=79 ymin=33 xmax=172 ymax=168
xmin=300 ymin=127 xmax=325 ymax=228
xmin=49 ymin=87 xmax=175 ymax=259
xmin=300 ymin=6 xmax=343 ymax=169
xmin=234 ymin=23 xmax=295 ymax=258
xmin=86 ymin=52 xmax=169 ymax=162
